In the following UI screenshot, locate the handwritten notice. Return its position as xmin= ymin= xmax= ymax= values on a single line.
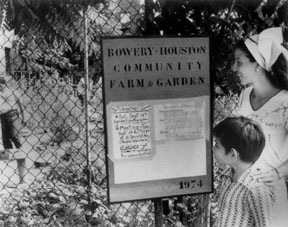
xmin=154 ymin=99 xmax=205 ymax=143
xmin=111 ymin=104 xmax=152 ymax=160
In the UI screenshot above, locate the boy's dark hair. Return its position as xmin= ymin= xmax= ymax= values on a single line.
xmin=213 ymin=116 xmax=265 ymax=163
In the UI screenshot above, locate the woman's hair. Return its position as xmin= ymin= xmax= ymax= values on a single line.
xmin=236 ymin=41 xmax=256 ymax=63
xmin=236 ymin=40 xmax=288 ymax=90
xmin=213 ymin=116 xmax=265 ymax=163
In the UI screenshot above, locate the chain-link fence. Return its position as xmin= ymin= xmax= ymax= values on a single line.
xmin=0 ymin=1 xmax=243 ymax=226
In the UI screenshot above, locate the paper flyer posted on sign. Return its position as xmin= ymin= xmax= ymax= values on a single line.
xmin=109 ymin=103 xmax=153 ymax=160
xmin=154 ymin=97 xmax=207 ymax=143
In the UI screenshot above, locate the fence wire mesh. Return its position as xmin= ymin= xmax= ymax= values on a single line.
xmin=0 ymin=0 xmax=240 ymax=226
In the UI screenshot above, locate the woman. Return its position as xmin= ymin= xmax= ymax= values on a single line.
xmin=232 ymin=27 xmax=288 ymax=227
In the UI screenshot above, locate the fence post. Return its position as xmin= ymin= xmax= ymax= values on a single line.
xmin=83 ymin=7 xmax=91 ymax=202
xmin=154 ymin=199 xmax=163 ymax=227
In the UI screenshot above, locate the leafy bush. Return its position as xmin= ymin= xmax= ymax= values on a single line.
xmin=0 ymin=158 xmax=154 ymax=227
xmin=17 ymin=72 xmax=84 ymax=144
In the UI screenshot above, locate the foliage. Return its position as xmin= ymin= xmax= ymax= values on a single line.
xmin=4 ymin=0 xmax=107 ymax=45
xmin=0 ymin=171 xmax=113 ymax=226
xmin=145 ymin=0 xmax=288 ymax=95
xmin=0 ymin=145 xmax=154 ymax=227
xmin=2 ymin=0 xmax=122 ymax=81
xmin=14 ymin=72 xmax=83 ymax=144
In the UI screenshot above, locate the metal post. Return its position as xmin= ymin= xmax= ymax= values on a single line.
xmin=177 ymin=196 xmax=188 ymax=225
xmin=154 ymin=199 xmax=163 ymax=227
xmin=83 ymin=8 xmax=91 ymax=199
xmin=144 ymin=0 xmax=154 ymax=35
xmin=201 ymin=194 xmax=211 ymax=227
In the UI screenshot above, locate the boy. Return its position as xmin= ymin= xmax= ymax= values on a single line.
xmin=213 ymin=116 xmax=274 ymax=227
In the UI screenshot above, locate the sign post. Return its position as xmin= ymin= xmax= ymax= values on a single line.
xmin=154 ymin=199 xmax=163 ymax=226
xmin=102 ymin=36 xmax=212 ymax=203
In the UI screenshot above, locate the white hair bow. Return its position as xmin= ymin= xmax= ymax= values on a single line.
xmin=245 ymin=27 xmax=288 ymax=71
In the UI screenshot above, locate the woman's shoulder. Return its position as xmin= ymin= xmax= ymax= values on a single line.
xmin=238 ymin=86 xmax=253 ymax=99
xmin=237 ymin=86 xmax=253 ymax=110
xmin=274 ymin=90 xmax=288 ymax=104
xmin=279 ymin=89 xmax=288 ymax=97
xmin=242 ymin=86 xmax=253 ymax=94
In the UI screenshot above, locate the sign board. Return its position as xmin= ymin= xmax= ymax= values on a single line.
xmin=102 ymin=36 xmax=212 ymax=203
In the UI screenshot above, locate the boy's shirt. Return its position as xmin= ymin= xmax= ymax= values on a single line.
xmin=215 ymin=166 xmax=275 ymax=227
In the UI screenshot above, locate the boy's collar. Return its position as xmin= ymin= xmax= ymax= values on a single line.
xmin=237 ymin=167 xmax=254 ymax=184
xmin=220 ymin=165 xmax=254 ymax=183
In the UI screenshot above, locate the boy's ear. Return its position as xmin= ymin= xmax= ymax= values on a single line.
xmin=229 ymin=148 xmax=239 ymax=161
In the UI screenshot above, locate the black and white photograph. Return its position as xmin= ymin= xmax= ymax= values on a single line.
xmin=0 ymin=0 xmax=287 ymax=226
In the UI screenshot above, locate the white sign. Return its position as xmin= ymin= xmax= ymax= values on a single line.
xmin=102 ymin=36 xmax=212 ymax=203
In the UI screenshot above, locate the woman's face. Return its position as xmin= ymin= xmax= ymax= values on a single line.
xmin=232 ymin=48 xmax=258 ymax=86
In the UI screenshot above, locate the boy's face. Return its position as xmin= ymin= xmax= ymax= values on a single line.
xmin=213 ymin=137 xmax=231 ymax=166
